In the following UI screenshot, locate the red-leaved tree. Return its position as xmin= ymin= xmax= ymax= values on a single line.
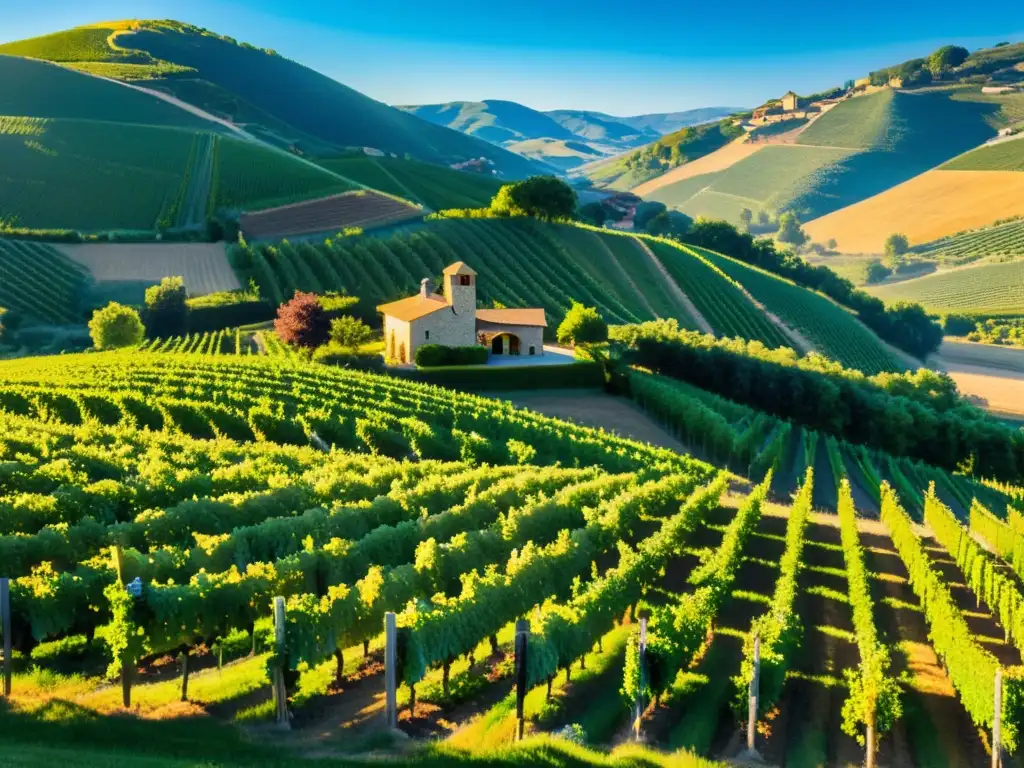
xmin=275 ymin=291 xmax=330 ymax=348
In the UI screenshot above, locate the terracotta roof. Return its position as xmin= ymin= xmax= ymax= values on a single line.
xmin=476 ymin=308 xmax=547 ymax=328
xmin=443 ymin=261 xmax=477 ymax=276
xmin=377 ymin=294 xmax=449 ymax=322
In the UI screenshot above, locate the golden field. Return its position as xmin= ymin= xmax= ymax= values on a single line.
xmin=803 ymin=169 xmax=1024 ymax=254
xmin=631 ymin=138 xmax=763 ymax=195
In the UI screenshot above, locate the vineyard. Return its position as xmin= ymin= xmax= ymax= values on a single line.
xmin=238 ymin=191 xmax=423 ymax=241
xmin=316 ymin=155 xmax=504 ymax=211
xmin=231 ymin=219 xmax=823 ymax=348
xmin=911 ymin=217 xmax=1024 ymax=264
xmin=0 ymin=240 xmax=90 ymax=324
xmin=869 ymin=258 xmax=1024 ymax=315
xmin=0 ymin=351 xmax=1022 ymax=766
xmin=942 ymin=136 xmax=1024 ymax=171
xmin=690 ymin=245 xmax=902 ymax=373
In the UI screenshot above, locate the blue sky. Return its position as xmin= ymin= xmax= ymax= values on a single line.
xmin=3 ymin=1 xmax=1023 ymax=114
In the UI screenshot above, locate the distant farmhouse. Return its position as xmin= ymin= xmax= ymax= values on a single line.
xmin=746 ymin=88 xmax=846 ymax=132
xmin=377 ymin=262 xmax=547 ymax=363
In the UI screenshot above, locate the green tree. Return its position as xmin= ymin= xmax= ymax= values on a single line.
xmin=557 ymin=302 xmax=608 ymax=347
xmin=578 ymin=202 xmax=608 ymax=227
xmin=144 ymin=276 xmax=189 ymax=338
xmin=757 ymin=210 xmax=771 ymax=227
xmin=776 ymin=212 xmax=807 ymax=245
xmin=89 ymin=303 xmax=145 ymax=350
xmin=884 ymin=233 xmax=909 ymax=267
xmin=928 ymin=45 xmax=969 ymax=73
xmin=329 ymin=315 xmax=374 ymax=352
xmin=739 ymin=208 xmax=753 ymax=232
xmin=826 ymin=238 xmax=838 ymax=251
xmin=490 ymin=176 xmax=578 ymax=221
xmin=646 ymin=210 xmax=693 ymax=239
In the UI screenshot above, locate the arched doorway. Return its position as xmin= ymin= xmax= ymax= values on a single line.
xmin=490 ymin=333 xmax=521 ymax=355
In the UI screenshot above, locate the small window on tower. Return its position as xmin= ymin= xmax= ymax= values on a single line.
xmin=425 ymin=330 xmax=430 ymax=340
xmin=459 ymin=274 xmax=471 ymax=286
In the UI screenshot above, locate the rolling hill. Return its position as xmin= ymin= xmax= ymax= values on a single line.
xmin=401 ymin=102 xmax=742 ymax=171
xmin=0 ymin=21 xmax=539 ymax=177
xmin=868 ymin=259 xmax=1024 ymax=316
xmin=641 ymin=87 xmax=1019 ymax=227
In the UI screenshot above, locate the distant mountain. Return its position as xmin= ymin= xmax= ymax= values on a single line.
xmin=400 ymin=100 xmax=743 ymax=172
xmin=399 ymin=100 xmax=575 ymax=145
xmin=608 ymin=107 xmax=748 ymax=134
xmin=0 ymin=21 xmax=540 ymax=178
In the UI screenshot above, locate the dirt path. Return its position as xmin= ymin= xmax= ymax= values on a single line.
xmin=589 ymin=232 xmax=660 ymax=319
xmin=768 ymin=519 xmax=862 ymax=767
xmin=632 ymin=239 xmax=716 ymax=335
xmin=497 ymin=389 xmax=691 ymax=454
xmin=177 ymin=133 xmax=215 ymax=228
xmin=726 ymin=271 xmax=816 ymax=355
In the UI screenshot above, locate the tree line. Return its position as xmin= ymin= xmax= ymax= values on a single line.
xmin=608 ymin=320 xmax=1024 ymax=484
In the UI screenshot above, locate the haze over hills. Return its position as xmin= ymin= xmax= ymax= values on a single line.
xmin=400 ymin=100 xmax=742 ymax=170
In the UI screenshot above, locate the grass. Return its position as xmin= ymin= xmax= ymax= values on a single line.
xmin=868 ymin=259 xmax=1024 ymax=315
xmin=213 ymin=137 xmax=353 ymax=211
xmin=942 ymin=137 xmax=1024 ymax=171
xmin=0 ymin=54 xmax=212 ymax=129
xmin=796 ymin=90 xmax=895 ymax=149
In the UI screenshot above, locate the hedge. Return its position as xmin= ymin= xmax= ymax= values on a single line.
xmin=188 ymin=301 xmax=276 ymax=333
xmin=414 ymin=344 xmax=489 ymax=367
xmin=395 ymin=361 xmax=603 ymax=391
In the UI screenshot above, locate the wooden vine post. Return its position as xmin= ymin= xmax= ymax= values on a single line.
xmin=746 ymin=634 xmax=761 ymax=757
xmin=179 ymin=651 xmax=190 ymax=702
xmin=272 ymin=596 xmax=290 ymax=730
xmin=1 ymin=577 xmax=11 ymax=698
xmin=993 ymin=666 xmax=1003 ymax=768
xmin=514 ymin=619 xmax=530 ymax=741
xmin=384 ymin=611 xmax=398 ymax=729
xmin=633 ymin=616 xmax=647 ymax=742
xmin=866 ymin=716 xmax=876 ymax=768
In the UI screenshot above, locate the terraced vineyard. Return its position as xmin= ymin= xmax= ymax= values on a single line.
xmin=911 ymin=217 xmax=1024 ymax=264
xmin=317 ymin=155 xmax=503 ymax=211
xmin=0 ymin=240 xmax=90 ymax=323
xmin=869 ymin=259 xmax=1024 ymax=315
xmin=690 ymin=246 xmax=902 ymax=373
xmin=1 ymin=351 xmax=1018 ymax=766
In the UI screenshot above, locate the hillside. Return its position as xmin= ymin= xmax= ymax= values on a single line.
xmin=228 ymin=218 xmax=902 ymax=373
xmin=802 ymin=169 xmax=1024 ymax=253
xmin=868 ymin=259 xmax=1024 ymax=315
xmin=0 ymin=21 xmax=539 ymax=177
xmin=643 ymin=88 xmax=1014 ymax=226
xmin=398 ymin=100 xmax=577 ymax=146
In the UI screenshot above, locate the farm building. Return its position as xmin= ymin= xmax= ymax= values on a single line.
xmin=377 ymin=262 xmax=546 ymax=363
xmin=781 ymin=91 xmax=799 ymax=111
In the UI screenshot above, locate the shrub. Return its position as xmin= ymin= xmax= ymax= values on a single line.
xmin=415 ymin=344 xmax=489 ymax=367
xmin=329 ymin=315 xmax=374 ymax=352
xmin=490 ymin=176 xmax=578 ymax=221
xmin=313 ymin=345 xmax=386 ymax=373
xmin=274 ymin=291 xmax=330 ymax=348
xmin=942 ymin=313 xmax=977 ymax=337
xmin=557 ymin=303 xmax=608 ymax=347
xmin=776 ymin=212 xmax=807 ymax=245
xmin=145 ymin=276 xmax=189 ymax=338
xmin=88 ymin=303 xmax=145 ymax=350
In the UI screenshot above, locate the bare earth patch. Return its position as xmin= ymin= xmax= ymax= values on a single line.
xmin=632 ymin=138 xmax=763 ymax=197
xmin=495 ymin=389 xmax=689 ymax=454
xmin=930 ymin=340 xmax=1024 ymax=418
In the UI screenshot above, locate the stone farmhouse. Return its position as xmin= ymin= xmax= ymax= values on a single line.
xmin=377 ymin=262 xmax=547 ymax=363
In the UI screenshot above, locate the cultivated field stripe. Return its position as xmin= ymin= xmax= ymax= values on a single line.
xmin=588 ymin=232 xmax=660 ymax=319
xmin=632 ymin=238 xmax=714 ymax=334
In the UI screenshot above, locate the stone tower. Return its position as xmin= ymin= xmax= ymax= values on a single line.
xmin=443 ymin=261 xmax=477 ymax=317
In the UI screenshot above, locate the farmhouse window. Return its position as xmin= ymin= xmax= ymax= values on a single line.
xmin=529 ymin=346 xmax=535 ymax=356
xmin=425 ymin=330 xmax=430 ymax=340
xmin=459 ymin=275 xmax=472 ymax=286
